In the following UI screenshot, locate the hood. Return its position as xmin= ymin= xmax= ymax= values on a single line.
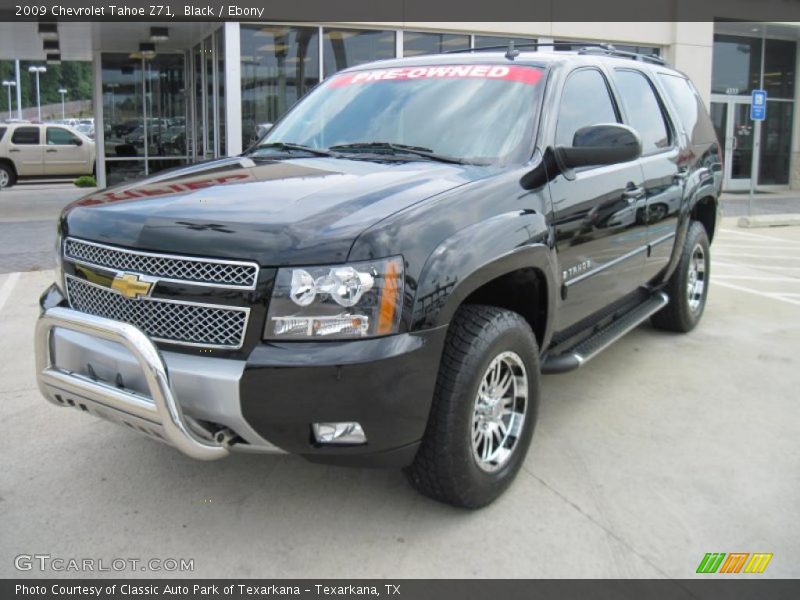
xmin=63 ymin=156 xmax=490 ymax=265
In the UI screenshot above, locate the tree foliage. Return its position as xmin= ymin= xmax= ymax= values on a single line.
xmin=0 ymin=60 xmax=92 ymax=111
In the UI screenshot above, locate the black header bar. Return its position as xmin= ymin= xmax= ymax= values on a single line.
xmin=0 ymin=0 xmax=800 ymax=22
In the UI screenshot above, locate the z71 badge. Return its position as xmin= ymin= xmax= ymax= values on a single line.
xmin=563 ymin=260 xmax=593 ymax=281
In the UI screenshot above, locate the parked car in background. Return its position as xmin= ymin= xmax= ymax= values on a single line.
xmin=0 ymin=123 xmax=95 ymax=188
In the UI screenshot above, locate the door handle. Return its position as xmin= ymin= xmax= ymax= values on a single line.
xmin=46 ymin=149 xmax=58 ymax=153
xmin=8 ymin=148 xmax=20 ymax=153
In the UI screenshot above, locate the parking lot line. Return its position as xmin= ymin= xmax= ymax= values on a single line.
xmin=0 ymin=271 xmax=20 ymax=314
xmin=719 ymin=228 xmax=800 ymax=244
xmin=714 ymin=280 xmax=800 ymax=307
xmin=714 ymin=275 xmax=800 ymax=282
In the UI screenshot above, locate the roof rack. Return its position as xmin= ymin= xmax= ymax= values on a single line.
xmin=446 ymin=41 xmax=667 ymax=66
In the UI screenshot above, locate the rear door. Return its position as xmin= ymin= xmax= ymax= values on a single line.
xmin=610 ymin=68 xmax=682 ymax=282
xmin=45 ymin=126 xmax=91 ymax=175
xmin=8 ymin=126 xmax=43 ymax=176
xmin=547 ymin=67 xmax=648 ymax=331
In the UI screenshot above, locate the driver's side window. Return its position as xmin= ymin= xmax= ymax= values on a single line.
xmin=556 ymin=69 xmax=619 ymax=147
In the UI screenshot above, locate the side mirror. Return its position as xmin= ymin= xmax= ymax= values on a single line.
xmin=556 ymin=124 xmax=642 ymax=170
xmin=73 ymin=138 xmax=83 ymax=146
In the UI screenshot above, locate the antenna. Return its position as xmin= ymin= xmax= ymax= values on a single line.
xmin=505 ymin=40 xmax=520 ymax=61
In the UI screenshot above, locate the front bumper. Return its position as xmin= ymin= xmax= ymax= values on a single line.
xmin=36 ymin=306 xmax=231 ymax=460
xmin=36 ymin=285 xmax=446 ymax=467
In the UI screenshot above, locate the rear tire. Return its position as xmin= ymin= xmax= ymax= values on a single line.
xmin=0 ymin=163 xmax=15 ymax=189
xmin=404 ymin=304 xmax=540 ymax=509
xmin=651 ymin=221 xmax=710 ymax=332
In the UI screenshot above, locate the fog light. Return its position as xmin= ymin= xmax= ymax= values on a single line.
xmin=313 ymin=422 xmax=366 ymax=445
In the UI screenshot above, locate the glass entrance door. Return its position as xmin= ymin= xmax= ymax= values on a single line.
xmin=711 ymin=96 xmax=755 ymax=191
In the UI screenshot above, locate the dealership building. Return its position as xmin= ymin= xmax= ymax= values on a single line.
xmin=0 ymin=20 xmax=798 ymax=191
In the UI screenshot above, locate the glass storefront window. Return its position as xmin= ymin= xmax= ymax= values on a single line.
xmin=764 ymin=39 xmax=796 ymax=99
xmin=403 ymin=32 xmax=469 ymax=56
xmin=102 ymin=54 xmax=144 ymax=158
xmin=474 ymin=35 xmax=536 ymax=50
xmin=241 ymin=25 xmax=320 ymax=148
xmin=105 ymin=160 xmax=146 ymax=186
xmin=712 ymin=35 xmax=762 ymax=95
xmin=217 ymin=30 xmax=226 ymax=156
xmin=145 ymin=54 xmax=187 ymax=158
xmin=323 ymin=28 xmax=395 ymax=77
xmin=759 ymin=101 xmax=793 ymax=185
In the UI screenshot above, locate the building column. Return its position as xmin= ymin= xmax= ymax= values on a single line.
xmin=223 ymin=22 xmax=242 ymax=156
xmin=91 ymin=50 xmax=107 ymax=188
xmin=666 ymin=22 xmax=714 ymax=107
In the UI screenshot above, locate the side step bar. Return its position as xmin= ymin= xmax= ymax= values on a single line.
xmin=542 ymin=292 xmax=669 ymax=374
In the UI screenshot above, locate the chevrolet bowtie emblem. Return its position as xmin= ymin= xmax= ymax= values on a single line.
xmin=111 ymin=273 xmax=153 ymax=299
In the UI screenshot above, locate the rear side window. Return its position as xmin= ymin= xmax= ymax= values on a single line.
xmin=11 ymin=126 xmax=40 ymax=145
xmin=613 ymin=69 xmax=671 ymax=155
xmin=556 ymin=69 xmax=618 ymax=147
xmin=46 ymin=127 xmax=80 ymax=145
xmin=657 ymin=73 xmax=716 ymax=144
xmin=0 ymin=127 xmax=6 ymax=142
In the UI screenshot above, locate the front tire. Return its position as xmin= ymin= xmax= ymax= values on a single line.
xmin=404 ymin=305 xmax=540 ymax=508
xmin=651 ymin=221 xmax=710 ymax=332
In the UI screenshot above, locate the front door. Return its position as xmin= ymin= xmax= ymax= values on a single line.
xmin=710 ymin=97 xmax=755 ymax=191
xmin=44 ymin=126 xmax=91 ymax=176
xmin=548 ymin=68 xmax=648 ymax=331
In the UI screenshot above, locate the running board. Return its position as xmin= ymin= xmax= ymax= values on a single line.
xmin=542 ymin=291 xmax=669 ymax=374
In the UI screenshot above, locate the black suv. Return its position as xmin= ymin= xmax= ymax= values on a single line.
xmin=35 ymin=46 xmax=721 ymax=508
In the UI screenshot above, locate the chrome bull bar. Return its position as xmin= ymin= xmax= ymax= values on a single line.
xmin=35 ymin=306 xmax=229 ymax=460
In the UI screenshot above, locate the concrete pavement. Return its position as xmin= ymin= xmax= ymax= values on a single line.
xmin=0 ymin=218 xmax=798 ymax=578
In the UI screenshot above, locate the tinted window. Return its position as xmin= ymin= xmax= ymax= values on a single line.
xmin=764 ymin=39 xmax=796 ymax=99
xmin=322 ymin=29 xmax=395 ymax=77
xmin=613 ymin=70 xmax=670 ymax=155
xmin=0 ymin=127 xmax=6 ymax=142
xmin=404 ymin=32 xmax=470 ymax=56
xmin=11 ymin=127 xmax=40 ymax=145
xmin=46 ymin=127 xmax=79 ymax=145
xmin=474 ymin=35 xmax=537 ymax=49
xmin=556 ymin=69 xmax=618 ymax=147
xmin=712 ymin=34 xmax=761 ymax=95
xmin=658 ymin=73 xmax=716 ymax=144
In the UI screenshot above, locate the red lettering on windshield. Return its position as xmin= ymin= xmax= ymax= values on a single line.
xmin=330 ymin=65 xmax=543 ymax=87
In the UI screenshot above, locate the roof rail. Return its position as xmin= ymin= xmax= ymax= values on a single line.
xmin=446 ymin=41 xmax=667 ymax=66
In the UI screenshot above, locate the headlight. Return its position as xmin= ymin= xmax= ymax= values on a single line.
xmin=264 ymin=256 xmax=404 ymax=340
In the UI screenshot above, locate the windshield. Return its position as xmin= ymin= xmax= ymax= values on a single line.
xmin=255 ymin=64 xmax=545 ymax=164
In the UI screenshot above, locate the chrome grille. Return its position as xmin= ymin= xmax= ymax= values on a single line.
xmin=65 ymin=238 xmax=258 ymax=289
xmin=65 ymin=276 xmax=249 ymax=349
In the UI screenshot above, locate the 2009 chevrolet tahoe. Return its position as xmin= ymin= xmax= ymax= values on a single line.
xmin=35 ymin=45 xmax=721 ymax=508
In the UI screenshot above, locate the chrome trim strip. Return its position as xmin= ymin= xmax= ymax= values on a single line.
xmin=64 ymin=237 xmax=260 ymax=291
xmin=65 ymin=275 xmax=250 ymax=350
xmin=649 ymin=231 xmax=676 ymax=247
xmin=35 ymin=306 xmax=229 ymax=460
xmin=565 ymin=244 xmax=649 ymax=287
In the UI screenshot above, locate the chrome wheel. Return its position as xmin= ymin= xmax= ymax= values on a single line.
xmin=686 ymin=243 xmax=706 ymax=313
xmin=471 ymin=351 xmax=528 ymax=473
xmin=0 ymin=169 xmax=9 ymax=189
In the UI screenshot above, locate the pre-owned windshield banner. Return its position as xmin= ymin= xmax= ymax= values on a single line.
xmin=330 ymin=65 xmax=544 ymax=87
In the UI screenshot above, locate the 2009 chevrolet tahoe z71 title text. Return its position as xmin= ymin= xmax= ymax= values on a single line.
xmin=35 ymin=46 xmax=721 ymax=508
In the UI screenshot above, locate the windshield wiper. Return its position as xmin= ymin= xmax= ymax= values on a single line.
xmin=328 ymin=142 xmax=467 ymax=164
xmin=249 ymin=142 xmax=334 ymax=158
